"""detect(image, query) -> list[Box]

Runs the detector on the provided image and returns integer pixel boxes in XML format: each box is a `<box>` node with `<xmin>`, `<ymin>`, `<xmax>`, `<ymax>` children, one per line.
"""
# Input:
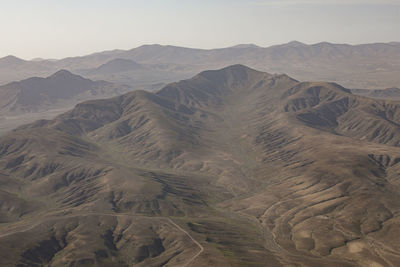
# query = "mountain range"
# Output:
<box><xmin>0</xmin><ymin>65</ymin><xmax>399</xmax><ymax>266</ymax></box>
<box><xmin>1</xmin><ymin>41</ymin><xmax>400</xmax><ymax>90</ymax></box>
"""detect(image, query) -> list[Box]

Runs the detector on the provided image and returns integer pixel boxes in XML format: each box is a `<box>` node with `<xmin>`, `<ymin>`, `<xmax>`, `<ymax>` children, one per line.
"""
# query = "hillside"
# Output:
<box><xmin>0</xmin><ymin>65</ymin><xmax>400</xmax><ymax>266</ymax></box>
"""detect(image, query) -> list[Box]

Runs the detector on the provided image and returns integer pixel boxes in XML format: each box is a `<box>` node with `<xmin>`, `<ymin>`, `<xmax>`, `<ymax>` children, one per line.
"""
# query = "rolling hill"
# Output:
<box><xmin>0</xmin><ymin>65</ymin><xmax>400</xmax><ymax>266</ymax></box>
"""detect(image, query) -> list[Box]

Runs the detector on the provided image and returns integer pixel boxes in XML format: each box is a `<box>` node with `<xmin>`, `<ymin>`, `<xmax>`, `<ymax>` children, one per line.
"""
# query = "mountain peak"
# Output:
<box><xmin>157</xmin><ymin>64</ymin><xmax>275</xmax><ymax>108</ymax></box>
<box><xmin>208</xmin><ymin>64</ymin><xmax>258</xmax><ymax>73</ymax></box>
<box><xmin>99</xmin><ymin>58</ymin><xmax>142</xmax><ymax>69</ymax></box>
<box><xmin>1</xmin><ymin>55</ymin><xmax>23</xmax><ymax>60</ymax></box>
<box><xmin>230</xmin><ymin>44</ymin><xmax>260</xmax><ymax>49</ymax></box>
<box><xmin>285</xmin><ymin>41</ymin><xmax>307</xmax><ymax>47</ymax></box>
<box><xmin>0</xmin><ymin>55</ymin><xmax>26</xmax><ymax>65</ymax></box>
<box><xmin>313</xmin><ymin>41</ymin><xmax>335</xmax><ymax>47</ymax></box>
<box><xmin>221</xmin><ymin>64</ymin><xmax>256</xmax><ymax>72</ymax></box>
<box><xmin>198</xmin><ymin>64</ymin><xmax>265</xmax><ymax>80</ymax></box>
<box><xmin>49</xmin><ymin>69</ymin><xmax>79</xmax><ymax>79</ymax></box>
<box><xmin>130</xmin><ymin>44</ymin><xmax>164</xmax><ymax>51</ymax></box>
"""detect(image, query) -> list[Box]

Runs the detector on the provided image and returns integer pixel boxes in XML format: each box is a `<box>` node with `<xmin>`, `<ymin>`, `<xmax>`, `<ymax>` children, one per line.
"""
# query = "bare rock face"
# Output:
<box><xmin>0</xmin><ymin>65</ymin><xmax>400</xmax><ymax>266</ymax></box>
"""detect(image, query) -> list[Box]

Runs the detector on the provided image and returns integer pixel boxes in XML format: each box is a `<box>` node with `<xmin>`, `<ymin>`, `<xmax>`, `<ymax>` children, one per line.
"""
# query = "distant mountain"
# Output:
<box><xmin>1</xmin><ymin>65</ymin><xmax>400</xmax><ymax>266</ymax></box>
<box><xmin>0</xmin><ymin>70</ymin><xmax>131</xmax><ymax>114</ymax></box>
<box><xmin>0</xmin><ymin>41</ymin><xmax>399</xmax><ymax>89</ymax></box>
<box><xmin>0</xmin><ymin>56</ymin><xmax>48</xmax><ymax>70</ymax></box>
<box><xmin>88</xmin><ymin>58</ymin><xmax>145</xmax><ymax>75</ymax></box>
<box><xmin>351</xmin><ymin>87</ymin><xmax>400</xmax><ymax>99</ymax></box>
<box><xmin>0</xmin><ymin>56</ymin><xmax>52</xmax><ymax>86</ymax></box>
<box><xmin>230</xmin><ymin>43</ymin><xmax>261</xmax><ymax>49</ymax></box>
<box><xmin>0</xmin><ymin>55</ymin><xmax>26</xmax><ymax>67</ymax></box>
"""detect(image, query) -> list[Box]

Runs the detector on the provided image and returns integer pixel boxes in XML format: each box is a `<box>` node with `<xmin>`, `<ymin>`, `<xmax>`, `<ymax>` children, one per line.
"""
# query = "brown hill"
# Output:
<box><xmin>0</xmin><ymin>65</ymin><xmax>400</xmax><ymax>266</ymax></box>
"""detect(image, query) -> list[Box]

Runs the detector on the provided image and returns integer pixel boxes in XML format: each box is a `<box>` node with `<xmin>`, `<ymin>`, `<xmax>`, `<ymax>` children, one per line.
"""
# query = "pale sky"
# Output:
<box><xmin>0</xmin><ymin>0</ymin><xmax>399</xmax><ymax>60</ymax></box>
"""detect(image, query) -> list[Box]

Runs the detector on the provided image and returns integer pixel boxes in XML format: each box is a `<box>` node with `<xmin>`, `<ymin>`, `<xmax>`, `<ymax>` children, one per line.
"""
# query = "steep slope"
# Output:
<box><xmin>1</xmin><ymin>65</ymin><xmax>400</xmax><ymax>266</ymax></box>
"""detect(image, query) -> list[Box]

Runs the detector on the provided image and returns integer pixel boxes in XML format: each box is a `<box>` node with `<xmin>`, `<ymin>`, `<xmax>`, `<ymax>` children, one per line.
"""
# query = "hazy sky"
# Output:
<box><xmin>1</xmin><ymin>0</ymin><xmax>399</xmax><ymax>59</ymax></box>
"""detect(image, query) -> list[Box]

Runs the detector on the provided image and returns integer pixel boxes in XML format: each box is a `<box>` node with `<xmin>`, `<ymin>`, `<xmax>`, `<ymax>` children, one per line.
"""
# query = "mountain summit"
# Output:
<box><xmin>0</xmin><ymin>55</ymin><xmax>26</xmax><ymax>66</ymax></box>
<box><xmin>48</xmin><ymin>69</ymin><xmax>79</xmax><ymax>79</ymax></box>
<box><xmin>90</xmin><ymin>58</ymin><xmax>144</xmax><ymax>75</ymax></box>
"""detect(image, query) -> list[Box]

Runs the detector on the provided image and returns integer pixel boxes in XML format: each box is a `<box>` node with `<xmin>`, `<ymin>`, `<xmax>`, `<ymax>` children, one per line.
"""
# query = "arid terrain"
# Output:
<box><xmin>0</xmin><ymin>65</ymin><xmax>399</xmax><ymax>266</ymax></box>
<box><xmin>2</xmin><ymin>41</ymin><xmax>400</xmax><ymax>136</ymax></box>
